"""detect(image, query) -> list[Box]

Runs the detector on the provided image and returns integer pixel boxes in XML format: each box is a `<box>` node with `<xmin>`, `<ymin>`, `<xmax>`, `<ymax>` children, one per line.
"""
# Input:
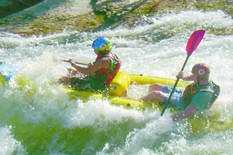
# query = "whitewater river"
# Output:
<box><xmin>0</xmin><ymin>10</ymin><xmax>233</xmax><ymax>154</ymax></box>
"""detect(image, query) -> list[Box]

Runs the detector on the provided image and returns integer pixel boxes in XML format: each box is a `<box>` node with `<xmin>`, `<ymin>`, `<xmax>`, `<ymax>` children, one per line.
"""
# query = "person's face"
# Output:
<box><xmin>192</xmin><ymin>74</ymin><xmax>199</xmax><ymax>84</ymax></box>
<box><xmin>94</xmin><ymin>49</ymin><xmax>100</xmax><ymax>55</ymax></box>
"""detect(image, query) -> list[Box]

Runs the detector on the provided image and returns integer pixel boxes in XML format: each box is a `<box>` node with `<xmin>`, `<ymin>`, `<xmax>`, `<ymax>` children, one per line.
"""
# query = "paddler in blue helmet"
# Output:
<box><xmin>141</xmin><ymin>63</ymin><xmax>220</xmax><ymax>121</ymax></box>
<box><xmin>0</xmin><ymin>62</ymin><xmax>14</xmax><ymax>86</ymax></box>
<box><xmin>59</xmin><ymin>37</ymin><xmax>121</xmax><ymax>91</ymax></box>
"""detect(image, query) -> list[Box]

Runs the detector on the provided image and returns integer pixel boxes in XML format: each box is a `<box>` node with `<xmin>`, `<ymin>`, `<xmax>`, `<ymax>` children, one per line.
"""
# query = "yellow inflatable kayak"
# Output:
<box><xmin>1</xmin><ymin>68</ymin><xmax>233</xmax><ymax>133</ymax></box>
<box><xmin>0</xmin><ymin>74</ymin><xmax>7</xmax><ymax>86</ymax></box>
<box><xmin>66</xmin><ymin>71</ymin><xmax>188</xmax><ymax>109</ymax></box>
<box><xmin>65</xmin><ymin>72</ymin><xmax>233</xmax><ymax>133</ymax></box>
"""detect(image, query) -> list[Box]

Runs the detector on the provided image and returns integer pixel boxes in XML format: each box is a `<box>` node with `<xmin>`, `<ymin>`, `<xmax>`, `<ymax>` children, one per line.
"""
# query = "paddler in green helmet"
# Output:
<box><xmin>59</xmin><ymin>36</ymin><xmax>121</xmax><ymax>92</ymax></box>
<box><xmin>141</xmin><ymin>63</ymin><xmax>220</xmax><ymax>121</ymax></box>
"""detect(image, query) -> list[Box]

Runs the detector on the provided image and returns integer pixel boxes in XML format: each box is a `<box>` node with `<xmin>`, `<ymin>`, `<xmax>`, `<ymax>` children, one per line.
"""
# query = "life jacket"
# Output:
<box><xmin>182</xmin><ymin>81</ymin><xmax>220</xmax><ymax>108</ymax></box>
<box><xmin>92</xmin><ymin>52</ymin><xmax>121</xmax><ymax>85</ymax></box>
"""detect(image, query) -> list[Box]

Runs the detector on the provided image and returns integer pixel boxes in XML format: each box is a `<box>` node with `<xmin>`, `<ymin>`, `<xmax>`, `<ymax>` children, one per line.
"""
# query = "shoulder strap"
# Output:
<box><xmin>211</xmin><ymin>81</ymin><xmax>220</xmax><ymax>103</ymax></box>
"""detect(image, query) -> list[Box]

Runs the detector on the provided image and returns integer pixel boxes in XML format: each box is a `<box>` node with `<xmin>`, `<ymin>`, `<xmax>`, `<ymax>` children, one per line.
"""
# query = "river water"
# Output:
<box><xmin>0</xmin><ymin>9</ymin><xmax>233</xmax><ymax>155</ymax></box>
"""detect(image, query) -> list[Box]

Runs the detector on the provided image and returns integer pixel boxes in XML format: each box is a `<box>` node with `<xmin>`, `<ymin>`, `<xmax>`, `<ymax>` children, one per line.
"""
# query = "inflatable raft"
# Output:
<box><xmin>66</xmin><ymin>71</ymin><xmax>189</xmax><ymax>110</ymax></box>
<box><xmin>65</xmin><ymin>72</ymin><xmax>233</xmax><ymax>133</ymax></box>
<box><xmin>1</xmin><ymin>64</ymin><xmax>233</xmax><ymax>133</ymax></box>
<box><xmin>62</xmin><ymin>72</ymin><xmax>233</xmax><ymax>133</ymax></box>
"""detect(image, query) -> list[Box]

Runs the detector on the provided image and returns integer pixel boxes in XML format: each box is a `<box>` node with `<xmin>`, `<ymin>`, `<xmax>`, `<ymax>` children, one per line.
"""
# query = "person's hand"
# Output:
<box><xmin>176</xmin><ymin>71</ymin><xmax>183</xmax><ymax>79</ymax></box>
<box><xmin>63</xmin><ymin>59</ymin><xmax>73</xmax><ymax>63</ymax></box>
<box><xmin>87</xmin><ymin>62</ymin><xmax>93</xmax><ymax>67</ymax></box>
<box><xmin>67</xmin><ymin>67</ymin><xmax>77</xmax><ymax>75</ymax></box>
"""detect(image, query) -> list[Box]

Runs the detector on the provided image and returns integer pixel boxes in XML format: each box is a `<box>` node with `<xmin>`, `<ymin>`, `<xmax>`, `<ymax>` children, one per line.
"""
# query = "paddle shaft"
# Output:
<box><xmin>160</xmin><ymin>55</ymin><xmax>190</xmax><ymax>116</ymax></box>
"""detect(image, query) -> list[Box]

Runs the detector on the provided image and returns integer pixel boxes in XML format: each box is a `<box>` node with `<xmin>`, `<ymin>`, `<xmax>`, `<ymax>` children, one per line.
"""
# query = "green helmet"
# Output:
<box><xmin>92</xmin><ymin>37</ymin><xmax>111</xmax><ymax>52</ymax></box>
<box><xmin>192</xmin><ymin>63</ymin><xmax>210</xmax><ymax>81</ymax></box>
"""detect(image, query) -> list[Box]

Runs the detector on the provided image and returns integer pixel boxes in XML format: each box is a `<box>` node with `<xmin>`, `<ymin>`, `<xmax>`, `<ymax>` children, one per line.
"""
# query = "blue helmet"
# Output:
<box><xmin>92</xmin><ymin>37</ymin><xmax>111</xmax><ymax>51</ymax></box>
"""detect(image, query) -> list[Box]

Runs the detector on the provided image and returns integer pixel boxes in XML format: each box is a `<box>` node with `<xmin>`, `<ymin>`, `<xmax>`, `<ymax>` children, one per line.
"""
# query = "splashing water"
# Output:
<box><xmin>0</xmin><ymin>10</ymin><xmax>233</xmax><ymax>154</ymax></box>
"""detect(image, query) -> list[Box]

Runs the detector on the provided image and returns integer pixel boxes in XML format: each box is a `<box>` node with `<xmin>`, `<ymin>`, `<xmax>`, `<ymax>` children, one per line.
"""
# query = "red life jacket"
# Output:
<box><xmin>93</xmin><ymin>53</ymin><xmax>121</xmax><ymax>85</ymax></box>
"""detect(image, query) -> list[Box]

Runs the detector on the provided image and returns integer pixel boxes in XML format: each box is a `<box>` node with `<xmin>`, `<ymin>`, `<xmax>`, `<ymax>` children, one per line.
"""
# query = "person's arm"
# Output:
<box><xmin>172</xmin><ymin>104</ymin><xmax>197</xmax><ymax>121</ymax></box>
<box><xmin>70</xmin><ymin>58</ymin><xmax>110</xmax><ymax>75</ymax></box>
<box><xmin>176</xmin><ymin>71</ymin><xmax>195</xmax><ymax>81</ymax></box>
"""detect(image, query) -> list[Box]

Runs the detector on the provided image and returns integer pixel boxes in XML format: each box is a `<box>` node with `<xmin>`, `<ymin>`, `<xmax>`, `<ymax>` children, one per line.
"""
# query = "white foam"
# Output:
<box><xmin>0</xmin><ymin>126</ymin><xmax>26</xmax><ymax>155</ymax></box>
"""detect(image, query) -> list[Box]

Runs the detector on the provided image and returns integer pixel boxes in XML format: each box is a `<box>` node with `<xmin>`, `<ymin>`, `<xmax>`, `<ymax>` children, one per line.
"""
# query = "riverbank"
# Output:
<box><xmin>0</xmin><ymin>0</ymin><xmax>232</xmax><ymax>36</ymax></box>
<box><xmin>0</xmin><ymin>0</ymin><xmax>43</xmax><ymax>18</ymax></box>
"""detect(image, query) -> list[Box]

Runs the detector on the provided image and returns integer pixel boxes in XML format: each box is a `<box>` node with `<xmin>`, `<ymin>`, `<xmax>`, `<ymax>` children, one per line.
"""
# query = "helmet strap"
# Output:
<box><xmin>197</xmin><ymin>76</ymin><xmax>200</xmax><ymax>85</ymax></box>
<box><xmin>99</xmin><ymin>50</ymin><xmax>110</xmax><ymax>56</ymax></box>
